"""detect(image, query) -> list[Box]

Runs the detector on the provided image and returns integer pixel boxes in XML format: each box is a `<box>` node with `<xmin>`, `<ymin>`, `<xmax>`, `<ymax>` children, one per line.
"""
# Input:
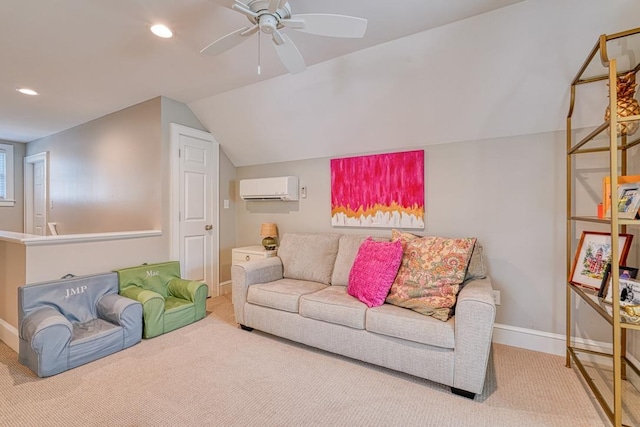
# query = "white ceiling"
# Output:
<box><xmin>0</xmin><ymin>0</ymin><xmax>523</xmax><ymax>144</ymax></box>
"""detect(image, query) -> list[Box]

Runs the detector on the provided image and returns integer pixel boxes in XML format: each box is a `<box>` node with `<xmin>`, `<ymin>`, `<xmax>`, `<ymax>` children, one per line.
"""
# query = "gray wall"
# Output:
<box><xmin>27</xmin><ymin>98</ymin><xmax>162</xmax><ymax>234</ymax></box>
<box><xmin>24</xmin><ymin>96</ymin><xmax>238</xmax><ymax>284</ymax></box>
<box><xmin>235</xmin><ymin>130</ymin><xmax>620</xmax><ymax>340</ymax></box>
<box><xmin>0</xmin><ymin>141</ymin><xmax>26</xmax><ymax>232</ymax></box>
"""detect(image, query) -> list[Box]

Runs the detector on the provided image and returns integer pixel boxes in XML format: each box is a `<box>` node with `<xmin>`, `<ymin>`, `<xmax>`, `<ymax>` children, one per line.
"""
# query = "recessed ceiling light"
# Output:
<box><xmin>151</xmin><ymin>24</ymin><xmax>173</xmax><ymax>38</ymax></box>
<box><xmin>17</xmin><ymin>88</ymin><xmax>38</xmax><ymax>96</ymax></box>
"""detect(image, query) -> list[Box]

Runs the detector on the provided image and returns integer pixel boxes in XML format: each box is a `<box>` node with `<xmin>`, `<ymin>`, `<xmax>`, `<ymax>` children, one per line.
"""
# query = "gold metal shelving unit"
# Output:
<box><xmin>566</xmin><ymin>27</ymin><xmax>640</xmax><ymax>427</ymax></box>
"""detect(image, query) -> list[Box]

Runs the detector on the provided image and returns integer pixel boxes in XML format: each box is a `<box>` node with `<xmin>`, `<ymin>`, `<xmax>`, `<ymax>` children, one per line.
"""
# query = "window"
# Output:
<box><xmin>0</xmin><ymin>142</ymin><xmax>15</xmax><ymax>207</ymax></box>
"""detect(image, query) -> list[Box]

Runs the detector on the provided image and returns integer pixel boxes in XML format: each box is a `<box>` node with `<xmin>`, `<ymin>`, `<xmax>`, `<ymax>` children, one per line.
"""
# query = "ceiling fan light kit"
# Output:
<box><xmin>201</xmin><ymin>0</ymin><xmax>367</xmax><ymax>75</ymax></box>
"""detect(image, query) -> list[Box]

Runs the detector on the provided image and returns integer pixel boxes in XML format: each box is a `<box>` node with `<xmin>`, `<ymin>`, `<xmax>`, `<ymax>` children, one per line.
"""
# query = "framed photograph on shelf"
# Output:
<box><xmin>598</xmin><ymin>263</ymin><xmax>639</xmax><ymax>298</ymax></box>
<box><xmin>613</xmin><ymin>182</ymin><xmax>640</xmax><ymax>219</ymax></box>
<box><xmin>604</xmin><ymin>277</ymin><xmax>640</xmax><ymax>306</ymax></box>
<box><xmin>569</xmin><ymin>231</ymin><xmax>633</xmax><ymax>290</ymax></box>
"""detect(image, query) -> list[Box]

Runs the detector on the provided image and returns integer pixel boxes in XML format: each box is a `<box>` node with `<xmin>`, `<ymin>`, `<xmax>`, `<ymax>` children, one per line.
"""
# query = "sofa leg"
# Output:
<box><xmin>451</xmin><ymin>387</ymin><xmax>476</xmax><ymax>399</ymax></box>
<box><xmin>239</xmin><ymin>324</ymin><xmax>254</xmax><ymax>332</ymax></box>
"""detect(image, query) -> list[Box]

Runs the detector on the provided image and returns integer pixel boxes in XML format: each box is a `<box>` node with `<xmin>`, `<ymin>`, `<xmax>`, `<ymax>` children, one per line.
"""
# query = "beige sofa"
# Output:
<box><xmin>231</xmin><ymin>233</ymin><xmax>496</xmax><ymax>398</ymax></box>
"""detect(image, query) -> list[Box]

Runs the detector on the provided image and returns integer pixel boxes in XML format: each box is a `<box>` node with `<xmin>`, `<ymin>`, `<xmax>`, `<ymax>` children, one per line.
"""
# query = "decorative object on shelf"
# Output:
<box><xmin>260</xmin><ymin>222</ymin><xmax>278</xmax><ymax>250</ymax></box>
<box><xmin>598</xmin><ymin>263</ymin><xmax>639</xmax><ymax>298</ymax></box>
<box><xmin>611</xmin><ymin>182</ymin><xmax>640</xmax><ymax>219</ymax></box>
<box><xmin>604</xmin><ymin>71</ymin><xmax>640</xmax><ymax>136</ymax></box>
<box><xmin>330</xmin><ymin>150</ymin><xmax>424</xmax><ymax>229</ymax></box>
<box><xmin>569</xmin><ymin>231</ymin><xmax>633</xmax><ymax>290</ymax></box>
<box><xmin>602</xmin><ymin>174</ymin><xmax>640</xmax><ymax>215</ymax></box>
<box><xmin>604</xmin><ymin>277</ymin><xmax>640</xmax><ymax>305</ymax></box>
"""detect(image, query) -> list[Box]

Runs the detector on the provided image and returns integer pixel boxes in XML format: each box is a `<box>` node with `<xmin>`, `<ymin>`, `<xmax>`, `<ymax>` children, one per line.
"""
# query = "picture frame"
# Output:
<box><xmin>604</xmin><ymin>277</ymin><xmax>640</xmax><ymax>306</ymax></box>
<box><xmin>613</xmin><ymin>182</ymin><xmax>640</xmax><ymax>219</ymax></box>
<box><xmin>569</xmin><ymin>231</ymin><xmax>633</xmax><ymax>290</ymax></box>
<box><xmin>598</xmin><ymin>263</ymin><xmax>639</xmax><ymax>298</ymax></box>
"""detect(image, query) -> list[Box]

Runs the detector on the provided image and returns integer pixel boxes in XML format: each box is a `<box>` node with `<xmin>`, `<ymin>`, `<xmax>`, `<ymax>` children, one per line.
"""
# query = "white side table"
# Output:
<box><xmin>232</xmin><ymin>245</ymin><xmax>277</xmax><ymax>265</ymax></box>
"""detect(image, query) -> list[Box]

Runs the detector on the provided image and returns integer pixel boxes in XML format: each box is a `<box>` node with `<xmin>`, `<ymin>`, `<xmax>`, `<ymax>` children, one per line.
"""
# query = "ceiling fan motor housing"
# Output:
<box><xmin>246</xmin><ymin>0</ymin><xmax>291</xmax><ymax>28</ymax></box>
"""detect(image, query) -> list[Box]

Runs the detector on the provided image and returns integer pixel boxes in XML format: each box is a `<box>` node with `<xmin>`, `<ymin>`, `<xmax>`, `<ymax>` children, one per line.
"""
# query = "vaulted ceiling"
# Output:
<box><xmin>2</xmin><ymin>0</ymin><xmax>638</xmax><ymax>167</ymax></box>
<box><xmin>1</xmin><ymin>0</ymin><xmax>521</xmax><ymax>144</ymax></box>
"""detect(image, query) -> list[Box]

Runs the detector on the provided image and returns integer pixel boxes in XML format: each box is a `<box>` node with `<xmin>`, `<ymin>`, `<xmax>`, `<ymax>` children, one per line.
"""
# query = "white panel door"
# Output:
<box><xmin>172</xmin><ymin>124</ymin><xmax>219</xmax><ymax>297</ymax></box>
<box><xmin>24</xmin><ymin>152</ymin><xmax>48</xmax><ymax>236</ymax></box>
<box><xmin>32</xmin><ymin>160</ymin><xmax>46</xmax><ymax>235</ymax></box>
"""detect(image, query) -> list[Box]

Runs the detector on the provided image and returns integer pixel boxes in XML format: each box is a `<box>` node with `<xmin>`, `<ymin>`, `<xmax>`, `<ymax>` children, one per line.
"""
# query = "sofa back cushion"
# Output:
<box><xmin>278</xmin><ymin>233</ymin><xmax>341</xmax><ymax>285</ymax></box>
<box><xmin>331</xmin><ymin>235</ymin><xmax>368</xmax><ymax>286</ymax></box>
<box><xmin>465</xmin><ymin>242</ymin><xmax>487</xmax><ymax>281</ymax></box>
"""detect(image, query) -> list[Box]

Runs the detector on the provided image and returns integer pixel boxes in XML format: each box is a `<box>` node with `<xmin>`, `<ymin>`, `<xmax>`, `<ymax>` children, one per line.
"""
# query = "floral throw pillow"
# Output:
<box><xmin>347</xmin><ymin>238</ymin><xmax>403</xmax><ymax>307</ymax></box>
<box><xmin>385</xmin><ymin>230</ymin><xmax>476</xmax><ymax>321</ymax></box>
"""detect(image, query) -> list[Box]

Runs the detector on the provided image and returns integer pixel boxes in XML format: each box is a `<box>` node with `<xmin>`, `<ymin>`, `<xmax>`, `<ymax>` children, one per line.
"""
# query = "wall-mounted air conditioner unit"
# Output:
<box><xmin>239</xmin><ymin>176</ymin><xmax>299</xmax><ymax>201</ymax></box>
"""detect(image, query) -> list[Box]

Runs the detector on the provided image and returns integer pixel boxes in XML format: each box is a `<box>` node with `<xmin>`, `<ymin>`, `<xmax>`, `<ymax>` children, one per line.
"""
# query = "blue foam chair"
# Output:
<box><xmin>18</xmin><ymin>272</ymin><xmax>143</xmax><ymax>377</ymax></box>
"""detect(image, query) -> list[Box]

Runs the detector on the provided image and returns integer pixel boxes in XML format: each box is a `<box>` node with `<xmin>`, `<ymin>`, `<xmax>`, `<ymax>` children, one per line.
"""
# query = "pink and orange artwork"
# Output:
<box><xmin>331</xmin><ymin>150</ymin><xmax>424</xmax><ymax>229</ymax></box>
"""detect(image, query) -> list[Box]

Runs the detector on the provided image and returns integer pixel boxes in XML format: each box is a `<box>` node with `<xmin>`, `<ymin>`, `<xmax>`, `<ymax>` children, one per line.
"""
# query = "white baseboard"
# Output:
<box><xmin>219</xmin><ymin>280</ymin><xmax>232</xmax><ymax>296</ymax></box>
<box><xmin>492</xmin><ymin>322</ymin><xmax>612</xmax><ymax>356</ymax></box>
<box><xmin>0</xmin><ymin>318</ymin><xmax>19</xmax><ymax>353</ymax></box>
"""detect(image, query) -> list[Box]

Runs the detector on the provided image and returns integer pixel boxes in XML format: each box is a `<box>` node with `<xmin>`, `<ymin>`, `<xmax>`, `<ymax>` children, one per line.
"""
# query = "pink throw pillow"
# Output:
<box><xmin>347</xmin><ymin>238</ymin><xmax>403</xmax><ymax>307</ymax></box>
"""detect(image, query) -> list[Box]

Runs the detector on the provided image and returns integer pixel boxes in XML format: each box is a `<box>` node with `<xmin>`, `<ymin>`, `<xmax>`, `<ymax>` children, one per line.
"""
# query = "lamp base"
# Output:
<box><xmin>262</xmin><ymin>237</ymin><xmax>277</xmax><ymax>251</ymax></box>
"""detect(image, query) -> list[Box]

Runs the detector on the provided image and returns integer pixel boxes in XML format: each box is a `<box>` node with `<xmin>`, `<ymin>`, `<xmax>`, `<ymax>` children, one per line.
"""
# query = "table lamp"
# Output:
<box><xmin>260</xmin><ymin>223</ymin><xmax>278</xmax><ymax>250</ymax></box>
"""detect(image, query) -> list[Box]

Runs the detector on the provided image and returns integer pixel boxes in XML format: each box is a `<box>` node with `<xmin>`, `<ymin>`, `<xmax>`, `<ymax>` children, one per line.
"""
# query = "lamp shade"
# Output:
<box><xmin>260</xmin><ymin>223</ymin><xmax>277</xmax><ymax>238</ymax></box>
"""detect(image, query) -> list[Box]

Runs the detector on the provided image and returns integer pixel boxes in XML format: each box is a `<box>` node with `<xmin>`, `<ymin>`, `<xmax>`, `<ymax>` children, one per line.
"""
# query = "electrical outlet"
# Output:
<box><xmin>492</xmin><ymin>290</ymin><xmax>501</xmax><ymax>306</ymax></box>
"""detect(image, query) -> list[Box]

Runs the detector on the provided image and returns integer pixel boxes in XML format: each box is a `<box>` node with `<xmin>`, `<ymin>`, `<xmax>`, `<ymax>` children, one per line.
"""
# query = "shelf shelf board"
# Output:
<box><xmin>570</xmin><ymin>216</ymin><xmax>640</xmax><ymax>225</ymax></box>
<box><xmin>569</xmin><ymin>284</ymin><xmax>640</xmax><ymax>331</ymax></box>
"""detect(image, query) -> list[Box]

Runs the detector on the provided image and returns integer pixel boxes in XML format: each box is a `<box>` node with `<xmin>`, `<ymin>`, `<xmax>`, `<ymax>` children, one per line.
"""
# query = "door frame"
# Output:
<box><xmin>169</xmin><ymin>123</ymin><xmax>220</xmax><ymax>297</ymax></box>
<box><xmin>24</xmin><ymin>151</ymin><xmax>49</xmax><ymax>235</ymax></box>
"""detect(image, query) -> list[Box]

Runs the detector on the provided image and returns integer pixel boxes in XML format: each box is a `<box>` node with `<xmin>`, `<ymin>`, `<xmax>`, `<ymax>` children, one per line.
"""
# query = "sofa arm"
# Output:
<box><xmin>96</xmin><ymin>293</ymin><xmax>143</xmax><ymax>348</ymax></box>
<box><xmin>453</xmin><ymin>277</ymin><xmax>496</xmax><ymax>395</ymax></box>
<box><xmin>121</xmin><ymin>285</ymin><xmax>165</xmax><ymax>339</ymax></box>
<box><xmin>232</xmin><ymin>257</ymin><xmax>284</xmax><ymax>325</ymax></box>
<box><xmin>20</xmin><ymin>307</ymin><xmax>73</xmax><ymax>377</ymax></box>
<box><xmin>168</xmin><ymin>278</ymin><xmax>208</xmax><ymax>320</ymax></box>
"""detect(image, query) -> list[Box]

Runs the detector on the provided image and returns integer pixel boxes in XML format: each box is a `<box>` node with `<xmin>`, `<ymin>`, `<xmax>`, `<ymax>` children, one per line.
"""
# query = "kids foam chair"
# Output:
<box><xmin>115</xmin><ymin>261</ymin><xmax>208</xmax><ymax>338</ymax></box>
<box><xmin>18</xmin><ymin>272</ymin><xmax>143</xmax><ymax>377</ymax></box>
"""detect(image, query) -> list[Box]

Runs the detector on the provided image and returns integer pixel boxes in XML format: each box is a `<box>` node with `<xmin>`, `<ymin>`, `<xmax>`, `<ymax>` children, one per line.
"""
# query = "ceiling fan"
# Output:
<box><xmin>201</xmin><ymin>0</ymin><xmax>368</xmax><ymax>74</ymax></box>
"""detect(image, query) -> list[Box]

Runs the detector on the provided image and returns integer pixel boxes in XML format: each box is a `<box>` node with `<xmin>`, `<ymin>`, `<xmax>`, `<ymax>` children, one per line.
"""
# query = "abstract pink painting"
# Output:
<box><xmin>331</xmin><ymin>150</ymin><xmax>424</xmax><ymax>229</ymax></box>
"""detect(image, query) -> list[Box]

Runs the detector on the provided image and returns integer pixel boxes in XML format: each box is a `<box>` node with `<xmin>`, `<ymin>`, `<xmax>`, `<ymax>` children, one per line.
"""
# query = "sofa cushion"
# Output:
<box><xmin>331</xmin><ymin>235</ymin><xmax>369</xmax><ymax>286</ymax></box>
<box><xmin>247</xmin><ymin>279</ymin><xmax>327</xmax><ymax>313</ymax></box>
<box><xmin>386</xmin><ymin>230</ymin><xmax>476</xmax><ymax>321</ymax></box>
<box><xmin>278</xmin><ymin>233</ymin><xmax>341</xmax><ymax>285</ymax></box>
<box><xmin>465</xmin><ymin>242</ymin><xmax>487</xmax><ymax>281</ymax></box>
<box><xmin>299</xmin><ymin>286</ymin><xmax>367</xmax><ymax>329</ymax></box>
<box><xmin>366</xmin><ymin>303</ymin><xmax>455</xmax><ymax>349</ymax></box>
<box><xmin>347</xmin><ymin>238</ymin><xmax>403</xmax><ymax>307</ymax></box>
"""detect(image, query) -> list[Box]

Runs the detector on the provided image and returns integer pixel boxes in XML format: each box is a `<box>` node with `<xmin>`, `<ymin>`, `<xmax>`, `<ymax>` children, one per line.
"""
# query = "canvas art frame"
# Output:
<box><xmin>569</xmin><ymin>231</ymin><xmax>633</xmax><ymax>290</ymax></box>
<box><xmin>330</xmin><ymin>150</ymin><xmax>424</xmax><ymax>229</ymax></box>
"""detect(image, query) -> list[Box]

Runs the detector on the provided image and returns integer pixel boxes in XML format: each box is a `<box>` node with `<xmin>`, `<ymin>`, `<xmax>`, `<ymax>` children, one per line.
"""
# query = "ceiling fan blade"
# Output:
<box><xmin>288</xmin><ymin>14</ymin><xmax>368</xmax><ymax>38</ymax></box>
<box><xmin>200</xmin><ymin>26</ymin><xmax>258</xmax><ymax>56</ymax></box>
<box><xmin>267</xmin><ymin>0</ymin><xmax>287</xmax><ymax>13</ymax></box>
<box><xmin>280</xmin><ymin>18</ymin><xmax>305</xmax><ymax>30</ymax></box>
<box><xmin>272</xmin><ymin>32</ymin><xmax>306</xmax><ymax>74</ymax></box>
<box><xmin>232</xmin><ymin>1</ymin><xmax>258</xmax><ymax>19</ymax></box>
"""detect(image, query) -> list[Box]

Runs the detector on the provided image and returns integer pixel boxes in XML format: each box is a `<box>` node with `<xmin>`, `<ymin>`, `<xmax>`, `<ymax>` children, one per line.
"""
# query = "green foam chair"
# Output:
<box><xmin>115</xmin><ymin>261</ymin><xmax>208</xmax><ymax>338</ymax></box>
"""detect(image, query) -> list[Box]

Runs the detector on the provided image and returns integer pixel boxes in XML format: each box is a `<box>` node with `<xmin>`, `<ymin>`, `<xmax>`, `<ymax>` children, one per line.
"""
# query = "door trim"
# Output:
<box><xmin>24</xmin><ymin>151</ymin><xmax>49</xmax><ymax>235</ymax></box>
<box><xmin>169</xmin><ymin>123</ymin><xmax>220</xmax><ymax>296</ymax></box>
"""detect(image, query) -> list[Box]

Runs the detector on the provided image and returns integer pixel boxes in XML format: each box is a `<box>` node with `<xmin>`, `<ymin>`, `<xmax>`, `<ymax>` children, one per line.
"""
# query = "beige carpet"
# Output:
<box><xmin>0</xmin><ymin>295</ymin><xmax>609</xmax><ymax>426</ymax></box>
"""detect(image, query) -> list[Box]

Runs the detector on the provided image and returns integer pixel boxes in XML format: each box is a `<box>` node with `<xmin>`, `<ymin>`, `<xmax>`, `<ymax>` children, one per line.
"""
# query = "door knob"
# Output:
<box><xmin>205</xmin><ymin>224</ymin><xmax>213</xmax><ymax>231</ymax></box>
